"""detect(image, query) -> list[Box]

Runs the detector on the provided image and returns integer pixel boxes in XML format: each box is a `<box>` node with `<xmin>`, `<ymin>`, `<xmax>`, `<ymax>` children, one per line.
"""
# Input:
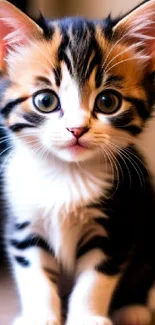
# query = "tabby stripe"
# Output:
<box><xmin>35</xmin><ymin>76</ymin><xmax>52</xmax><ymax>87</ymax></box>
<box><xmin>110</xmin><ymin>110</ymin><xmax>142</xmax><ymax>135</ymax></box>
<box><xmin>62</xmin><ymin>53</ymin><xmax>72</xmax><ymax>75</ymax></box>
<box><xmin>58</xmin><ymin>27</ymin><xmax>72</xmax><ymax>75</ymax></box>
<box><xmin>53</xmin><ymin>67</ymin><xmax>62</xmax><ymax>87</ymax></box>
<box><xmin>123</xmin><ymin>125</ymin><xmax>142</xmax><ymax>135</ymax></box>
<box><xmin>96</xmin><ymin>258</ymin><xmax>121</xmax><ymax>276</ymax></box>
<box><xmin>44</xmin><ymin>267</ymin><xmax>59</xmax><ymax>284</ymax></box>
<box><xmin>95</xmin><ymin>66</ymin><xmax>104</xmax><ymax>88</ymax></box>
<box><xmin>23</xmin><ymin>112</ymin><xmax>45</xmax><ymax>125</ymax></box>
<box><xmin>57</xmin><ymin>29</ymin><xmax>69</xmax><ymax>82</ymax></box>
<box><xmin>15</xmin><ymin>221</ymin><xmax>30</xmax><ymax>230</ymax></box>
<box><xmin>81</xmin><ymin>40</ymin><xmax>102</xmax><ymax>83</ymax></box>
<box><xmin>9</xmin><ymin>123</ymin><xmax>35</xmax><ymax>132</ymax></box>
<box><xmin>76</xmin><ymin>235</ymin><xmax>110</xmax><ymax>259</ymax></box>
<box><xmin>124</xmin><ymin>96</ymin><xmax>149</xmax><ymax>120</ymax></box>
<box><xmin>85</xmin><ymin>52</ymin><xmax>102</xmax><ymax>80</ymax></box>
<box><xmin>10</xmin><ymin>235</ymin><xmax>53</xmax><ymax>254</ymax></box>
<box><xmin>14</xmin><ymin>256</ymin><xmax>30</xmax><ymax>267</ymax></box>
<box><xmin>110</xmin><ymin>109</ymin><xmax>134</xmax><ymax>128</ymax></box>
<box><xmin>1</xmin><ymin>97</ymin><xmax>28</xmax><ymax>117</ymax></box>
<box><xmin>104</xmin><ymin>75</ymin><xmax>124</xmax><ymax>89</ymax></box>
<box><xmin>95</xmin><ymin>217</ymin><xmax>111</xmax><ymax>232</ymax></box>
<box><xmin>44</xmin><ymin>267</ymin><xmax>59</xmax><ymax>277</ymax></box>
<box><xmin>77</xmin><ymin>229</ymin><xmax>95</xmax><ymax>250</ymax></box>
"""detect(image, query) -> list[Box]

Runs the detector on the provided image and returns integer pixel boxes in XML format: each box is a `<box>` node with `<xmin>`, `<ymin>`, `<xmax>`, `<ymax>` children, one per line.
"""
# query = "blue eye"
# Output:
<box><xmin>95</xmin><ymin>90</ymin><xmax>122</xmax><ymax>114</ymax></box>
<box><xmin>33</xmin><ymin>90</ymin><xmax>60</xmax><ymax>113</ymax></box>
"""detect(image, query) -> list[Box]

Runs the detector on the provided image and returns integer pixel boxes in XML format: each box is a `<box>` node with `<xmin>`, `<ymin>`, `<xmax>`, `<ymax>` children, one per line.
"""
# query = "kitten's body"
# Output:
<box><xmin>0</xmin><ymin>1</ymin><xmax>155</xmax><ymax>325</ymax></box>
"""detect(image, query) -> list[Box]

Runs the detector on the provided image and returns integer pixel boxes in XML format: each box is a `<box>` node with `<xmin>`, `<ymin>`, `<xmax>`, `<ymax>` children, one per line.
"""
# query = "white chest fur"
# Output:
<box><xmin>5</xmin><ymin>144</ymin><xmax>111</xmax><ymax>270</ymax></box>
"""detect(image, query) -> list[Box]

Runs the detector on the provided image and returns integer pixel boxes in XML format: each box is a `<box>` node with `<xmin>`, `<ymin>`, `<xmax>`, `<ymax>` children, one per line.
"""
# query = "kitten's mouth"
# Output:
<box><xmin>67</xmin><ymin>139</ymin><xmax>90</xmax><ymax>149</ymax></box>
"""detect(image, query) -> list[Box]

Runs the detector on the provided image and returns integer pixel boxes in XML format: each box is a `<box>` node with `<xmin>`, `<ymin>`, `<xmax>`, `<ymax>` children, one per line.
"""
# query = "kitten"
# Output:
<box><xmin>0</xmin><ymin>1</ymin><xmax>155</xmax><ymax>325</ymax></box>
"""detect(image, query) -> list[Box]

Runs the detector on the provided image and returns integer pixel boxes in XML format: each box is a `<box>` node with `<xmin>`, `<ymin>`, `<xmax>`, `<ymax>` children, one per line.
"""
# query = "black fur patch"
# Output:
<box><xmin>23</xmin><ymin>112</ymin><xmax>45</xmax><ymax>125</ymax></box>
<box><xmin>33</xmin><ymin>13</ymin><xmax>54</xmax><ymax>39</ymax></box>
<box><xmin>10</xmin><ymin>235</ymin><xmax>53</xmax><ymax>254</ymax></box>
<box><xmin>77</xmin><ymin>235</ymin><xmax>110</xmax><ymax>259</ymax></box>
<box><xmin>14</xmin><ymin>256</ymin><xmax>30</xmax><ymax>267</ymax></box>
<box><xmin>15</xmin><ymin>221</ymin><xmax>30</xmax><ymax>230</ymax></box>
<box><xmin>9</xmin><ymin>123</ymin><xmax>35</xmax><ymax>132</ymax></box>
<box><xmin>1</xmin><ymin>97</ymin><xmax>28</xmax><ymax>118</ymax></box>
<box><xmin>124</xmin><ymin>96</ymin><xmax>149</xmax><ymax>120</ymax></box>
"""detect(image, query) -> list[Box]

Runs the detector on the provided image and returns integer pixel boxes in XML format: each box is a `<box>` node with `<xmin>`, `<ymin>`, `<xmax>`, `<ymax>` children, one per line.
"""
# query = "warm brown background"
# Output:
<box><xmin>35</xmin><ymin>0</ymin><xmax>141</xmax><ymax>18</ymax></box>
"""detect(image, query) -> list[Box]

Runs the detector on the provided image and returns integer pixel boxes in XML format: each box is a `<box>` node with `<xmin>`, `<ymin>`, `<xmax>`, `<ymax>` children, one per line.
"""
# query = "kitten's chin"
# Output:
<box><xmin>51</xmin><ymin>145</ymin><xmax>97</xmax><ymax>162</ymax></box>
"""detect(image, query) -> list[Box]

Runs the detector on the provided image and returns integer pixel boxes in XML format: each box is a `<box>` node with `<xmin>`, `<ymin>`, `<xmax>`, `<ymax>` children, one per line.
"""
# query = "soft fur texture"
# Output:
<box><xmin>0</xmin><ymin>1</ymin><xmax>155</xmax><ymax>325</ymax></box>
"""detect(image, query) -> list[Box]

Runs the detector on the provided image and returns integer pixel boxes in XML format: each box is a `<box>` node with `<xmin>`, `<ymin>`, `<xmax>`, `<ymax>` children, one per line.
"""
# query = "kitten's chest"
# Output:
<box><xmin>5</xmin><ymin>148</ymin><xmax>110</xmax><ymax>270</ymax></box>
<box><xmin>5</xmin><ymin>148</ymin><xmax>110</xmax><ymax>218</ymax></box>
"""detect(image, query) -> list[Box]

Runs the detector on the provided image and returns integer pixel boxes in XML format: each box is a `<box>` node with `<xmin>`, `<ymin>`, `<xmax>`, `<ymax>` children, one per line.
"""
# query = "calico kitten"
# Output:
<box><xmin>0</xmin><ymin>1</ymin><xmax>155</xmax><ymax>325</ymax></box>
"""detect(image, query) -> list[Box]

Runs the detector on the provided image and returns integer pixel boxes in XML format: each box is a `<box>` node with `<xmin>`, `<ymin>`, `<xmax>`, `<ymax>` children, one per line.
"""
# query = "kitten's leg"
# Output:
<box><xmin>66</xmin><ymin>249</ymin><xmax>121</xmax><ymax>325</ymax></box>
<box><xmin>7</xmin><ymin>223</ymin><xmax>61</xmax><ymax>325</ymax></box>
<box><xmin>112</xmin><ymin>305</ymin><xmax>151</xmax><ymax>325</ymax></box>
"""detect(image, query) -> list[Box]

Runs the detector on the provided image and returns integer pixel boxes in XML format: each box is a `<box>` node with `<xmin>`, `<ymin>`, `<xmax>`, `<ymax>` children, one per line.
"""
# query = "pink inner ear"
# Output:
<box><xmin>0</xmin><ymin>23</ymin><xmax>13</xmax><ymax>67</ymax></box>
<box><xmin>114</xmin><ymin>0</ymin><xmax>155</xmax><ymax>59</ymax></box>
<box><xmin>0</xmin><ymin>1</ymin><xmax>42</xmax><ymax>69</ymax></box>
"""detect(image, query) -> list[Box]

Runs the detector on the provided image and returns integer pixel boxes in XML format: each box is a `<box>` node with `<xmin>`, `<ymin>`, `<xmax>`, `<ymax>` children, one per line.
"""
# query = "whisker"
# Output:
<box><xmin>108</xmin><ymin>141</ymin><xmax>132</xmax><ymax>187</ymax></box>
<box><xmin>113</xmin><ymin>135</ymin><xmax>149</xmax><ymax>169</ymax></box>
<box><xmin>0</xmin><ymin>149</ymin><xmax>14</xmax><ymax>176</ymax></box>
<box><xmin>28</xmin><ymin>59</ymin><xmax>52</xmax><ymax>75</ymax></box>
<box><xmin>121</xmin><ymin>150</ymin><xmax>145</xmax><ymax>188</ymax></box>
<box><xmin>0</xmin><ymin>126</ymin><xmax>8</xmax><ymax>130</ymax></box>
<box><xmin>123</xmin><ymin>147</ymin><xmax>148</xmax><ymax>174</ymax></box>
<box><xmin>0</xmin><ymin>146</ymin><xmax>13</xmax><ymax>157</ymax></box>
<box><xmin>104</xmin><ymin>43</ymin><xmax>143</xmax><ymax>71</ymax></box>
<box><xmin>106</xmin><ymin>143</ymin><xmax>124</xmax><ymax>181</ymax></box>
<box><xmin>0</xmin><ymin>138</ymin><xmax>11</xmax><ymax>144</ymax></box>
<box><xmin>103</xmin><ymin>145</ymin><xmax>118</xmax><ymax>190</ymax></box>
<box><xmin>105</xmin><ymin>56</ymin><xmax>146</xmax><ymax>74</ymax></box>
<box><xmin>100</xmin><ymin>144</ymin><xmax>120</xmax><ymax>198</ymax></box>
<box><xmin>109</xmin><ymin>141</ymin><xmax>145</xmax><ymax>188</ymax></box>
<box><xmin>101</xmin><ymin>31</ymin><xmax>128</xmax><ymax>70</ymax></box>
<box><xmin>99</xmin><ymin>144</ymin><xmax>115</xmax><ymax>182</ymax></box>
<box><xmin>33</xmin><ymin>41</ymin><xmax>55</xmax><ymax>69</ymax></box>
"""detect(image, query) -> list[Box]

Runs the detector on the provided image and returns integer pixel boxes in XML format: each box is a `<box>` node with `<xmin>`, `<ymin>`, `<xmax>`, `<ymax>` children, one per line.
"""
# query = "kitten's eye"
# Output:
<box><xmin>95</xmin><ymin>90</ymin><xmax>122</xmax><ymax>114</ymax></box>
<box><xmin>33</xmin><ymin>90</ymin><xmax>60</xmax><ymax>113</ymax></box>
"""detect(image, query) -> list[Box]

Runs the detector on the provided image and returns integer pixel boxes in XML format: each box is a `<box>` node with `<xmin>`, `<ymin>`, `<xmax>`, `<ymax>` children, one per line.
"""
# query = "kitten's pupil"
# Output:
<box><xmin>42</xmin><ymin>95</ymin><xmax>53</xmax><ymax>108</ymax></box>
<box><xmin>101</xmin><ymin>96</ymin><xmax>113</xmax><ymax>109</ymax></box>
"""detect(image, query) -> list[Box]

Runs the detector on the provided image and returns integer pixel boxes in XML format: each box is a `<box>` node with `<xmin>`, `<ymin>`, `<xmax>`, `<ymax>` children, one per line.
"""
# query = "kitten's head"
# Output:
<box><xmin>0</xmin><ymin>0</ymin><xmax>154</xmax><ymax>163</ymax></box>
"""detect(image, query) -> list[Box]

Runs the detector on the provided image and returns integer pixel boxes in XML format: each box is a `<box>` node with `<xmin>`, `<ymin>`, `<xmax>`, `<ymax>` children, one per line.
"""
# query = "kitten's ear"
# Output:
<box><xmin>0</xmin><ymin>0</ymin><xmax>42</xmax><ymax>69</ymax></box>
<box><xmin>113</xmin><ymin>0</ymin><xmax>155</xmax><ymax>61</ymax></box>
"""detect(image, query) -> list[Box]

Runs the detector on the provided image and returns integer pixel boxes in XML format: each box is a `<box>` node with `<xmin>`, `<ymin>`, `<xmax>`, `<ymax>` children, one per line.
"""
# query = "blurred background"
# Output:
<box><xmin>10</xmin><ymin>0</ymin><xmax>141</xmax><ymax>18</ymax></box>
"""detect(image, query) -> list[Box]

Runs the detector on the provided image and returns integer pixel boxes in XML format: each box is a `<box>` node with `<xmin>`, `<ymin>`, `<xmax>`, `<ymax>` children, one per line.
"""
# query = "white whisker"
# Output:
<box><xmin>101</xmin><ymin>31</ymin><xmax>128</xmax><ymax>70</ymax></box>
<box><xmin>105</xmin><ymin>56</ymin><xmax>147</xmax><ymax>74</ymax></box>
<box><xmin>104</xmin><ymin>42</ymin><xmax>143</xmax><ymax>71</ymax></box>
<box><xmin>108</xmin><ymin>141</ymin><xmax>132</xmax><ymax>187</ymax></box>
<box><xmin>0</xmin><ymin>149</ymin><xmax>14</xmax><ymax>176</ymax></box>
<box><xmin>33</xmin><ymin>41</ymin><xmax>55</xmax><ymax>69</ymax></box>
<box><xmin>109</xmin><ymin>141</ymin><xmax>145</xmax><ymax>188</ymax></box>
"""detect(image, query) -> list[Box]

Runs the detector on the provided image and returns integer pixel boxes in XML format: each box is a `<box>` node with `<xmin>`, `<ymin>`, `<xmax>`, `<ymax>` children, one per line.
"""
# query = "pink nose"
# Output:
<box><xmin>67</xmin><ymin>127</ymin><xmax>89</xmax><ymax>138</ymax></box>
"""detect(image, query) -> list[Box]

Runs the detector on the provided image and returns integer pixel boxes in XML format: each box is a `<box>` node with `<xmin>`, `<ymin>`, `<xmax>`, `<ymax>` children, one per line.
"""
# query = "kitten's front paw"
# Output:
<box><xmin>66</xmin><ymin>315</ymin><xmax>112</xmax><ymax>325</ymax></box>
<box><xmin>13</xmin><ymin>316</ymin><xmax>61</xmax><ymax>325</ymax></box>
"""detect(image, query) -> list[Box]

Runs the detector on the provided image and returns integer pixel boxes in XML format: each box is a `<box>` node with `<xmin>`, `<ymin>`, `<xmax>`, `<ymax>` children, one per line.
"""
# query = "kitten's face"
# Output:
<box><xmin>0</xmin><ymin>2</ymin><xmax>154</xmax><ymax>163</ymax></box>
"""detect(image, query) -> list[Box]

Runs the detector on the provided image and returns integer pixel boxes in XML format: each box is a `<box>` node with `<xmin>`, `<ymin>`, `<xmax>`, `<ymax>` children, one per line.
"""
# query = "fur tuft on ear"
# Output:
<box><xmin>113</xmin><ymin>0</ymin><xmax>155</xmax><ymax>63</ymax></box>
<box><xmin>0</xmin><ymin>0</ymin><xmax>42</xmax><ymax>69</ymax></box>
